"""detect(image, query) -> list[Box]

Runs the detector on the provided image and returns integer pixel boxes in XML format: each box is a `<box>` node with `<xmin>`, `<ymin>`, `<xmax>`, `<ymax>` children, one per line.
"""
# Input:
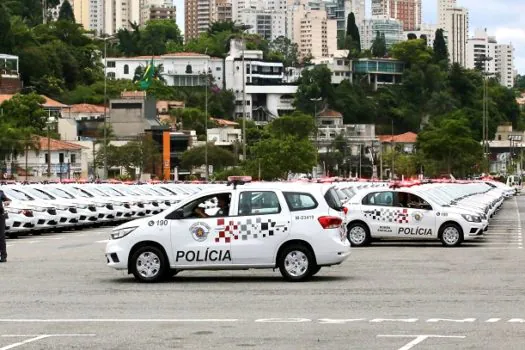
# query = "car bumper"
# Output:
<box><xmin>105</xmin><ymin>239</ymin><xmax>131</xmax><ymax>270</ymax></box>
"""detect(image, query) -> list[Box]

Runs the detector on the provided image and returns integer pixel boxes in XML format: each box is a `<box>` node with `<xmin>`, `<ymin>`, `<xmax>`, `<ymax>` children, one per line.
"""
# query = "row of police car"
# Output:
<box><xmin>1</xmin><ymin>182</ymin><xmax>208</xmax><ymax>238</ymax></box>
<box><xmin>101</xmin><ymin>176</ymin><xmax>517</xmax><ymax>283</ymax></box>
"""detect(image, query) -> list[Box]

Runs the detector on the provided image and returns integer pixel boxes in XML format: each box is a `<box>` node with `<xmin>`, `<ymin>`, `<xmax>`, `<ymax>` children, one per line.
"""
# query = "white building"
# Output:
<box><xmin>310</xmin><ymin>51</ymin><xmax>352</xmax><ymax>84</ymax></box>
<box><xmin>104</xmin><ymin>0</ymin><xmax>141</xmax><ymax>35</ymax></box>
<box><xmin>444</xmin><ymin>6</ymin><xmax>468</xmax><ymax>67</ymax></box>
<box><xmin>238</xmin><ymin>8</ymin><xmax>286</xmax><ymax>41</ymax></box>
<box><xmin>13</xmin><ymin>137</ymin><xmax>85</xmax><ymax>180</ymax></box>
<box><xmin>437</xmin><ymin>0</ymin><xmax>456</xmax><ymax>30</ymax></box>
<box><xmin>207</xmin><ymin>118</ymin><xmax>242</xmax><ymax>146</ymax></box>
<box><xmin>466</xmin><ymin>28</ymin><xmax>497</xmax><ymax>75</ymax></box>
<box><xmin>496</xmin><ymin>44</ymin><xmax>515</xmax><ymax>88</ymax></box>
<box><xmin>293</xmin><ymin>5</ymin><xmax>338</xmax><ymax>60</ymax></box>
<box><xmin>360</xmin><ymin>16</ymin><xmax>404</xmax><ymax>51</ymax></box>
<box><xmin>104</xmin><ymin>53</ymin><xmax>225</xmax><ymax>88</ymax></box>
<box><xmin>403</xmin><ymin>23</ymin><xmax>438</xmax><ymax>47</ymax></box>
<box><xmin>224</xmin><ymin>39</ymin><xmax>297</xmax><ymax>123</ymax></box>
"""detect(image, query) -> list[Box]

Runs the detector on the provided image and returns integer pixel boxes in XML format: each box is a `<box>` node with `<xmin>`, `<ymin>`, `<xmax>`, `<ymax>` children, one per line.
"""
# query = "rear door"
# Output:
<box><xmin>361</xmin><ymin>191</ymin><xmax>399</xmax><ymax>237</ymax></box>
<box><xmin>230</xmin><ymin>189</ymin><xmax>290</xmax><ymax>266</ymax></box>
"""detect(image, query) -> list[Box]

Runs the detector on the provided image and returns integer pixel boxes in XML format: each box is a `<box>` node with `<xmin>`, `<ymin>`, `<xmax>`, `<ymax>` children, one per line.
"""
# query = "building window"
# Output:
<box><xmin>123</xmin><ymin>64</ymin><xmax>129</xmax><ymax>74</ymax></box>
<box><xmin>106</xmin><ymin>61</ymin><xmax>116</xmax><ymax>68</ymax></box>
<box><xmin>185</xmin><ymin>64</ymin><xmax>192</xmax><ymax>73</ymax></box>
<box><xmin>498</xmin><ymin>135</ymin><xmax>501</xmax><ymax>141</ymax></box>
<box><xmin>71</xmin><ymin>154</ymin><xmax>76</xmax><ymax>164</ymax></box>
<box><xmin>44</xmin><ymin>153</ymin><xmax>49</xmax><ymax>164</ymax></box>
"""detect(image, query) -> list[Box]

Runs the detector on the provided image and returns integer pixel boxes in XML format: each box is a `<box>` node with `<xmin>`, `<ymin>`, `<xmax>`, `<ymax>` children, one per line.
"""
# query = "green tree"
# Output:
<box><xmin>268</xmin><ymin>111</ymin><xmax>316</xmax><ymax>139</ymax></box>
<box><xmin>344</xmin><ymin>12</ymin><xmax>361</xmax><ymax>58</ymax></box>
<box><xmin>433</xmin><ymin>29</ymin><xmax>448</xmax><ymax>65</ymax></box>
<box><xmin>390</xmin><ymin>39</ymin><xmax>432</xmax><ymax>67</ymax></box>
<box><xmin>139</xmin><ymin>19</ymin><xmax>183</xmax><ymax>55</ymax></box>
<box><xmin>269</xmin><ymin>36</ymin><xmax>299</xmax><ymax>67</ymax></box>
<box><xmin>293</xmin><ymin>65</ymin><xmax>334</xmax><ymax>115</ymax></box>
<box><xmin>417</xmin><ymin>112</ymin><xmax>482</xmax><ymax>176</ymax></box>
<box><xmin>181</xmin><ymin>144</ymin><xmax>236</xmax><ymax>172</ymax></box>
<box><xmin>515</xmin><ymin>75</ymin><xmax>525</xmax><ymax>91</ymax></box>
<box><xmin>0</xmin><ymin>4</ymin><xmax>13</xmax><ymax>53</ymax></box>
<box><xmin>58</xmin><ymin>0</ymin><xmax>75</xmax><ymax>22</ymax></box>
<box><xmin>371</xmin><ymin>31</ymin><xmax>387</xmax><ymax>57</ymax></box>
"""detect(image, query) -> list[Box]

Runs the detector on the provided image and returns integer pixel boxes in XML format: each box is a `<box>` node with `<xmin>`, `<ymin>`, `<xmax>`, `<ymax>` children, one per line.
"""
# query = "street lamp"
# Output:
<box><xmin>237</xmin><ymin>24</ymin><xmax>253</xmax><ymax>162</ymax></box>
<box><xmin>479</xmin><ymin>55</ymin><xmax>493</xmax><ymax>174</ymax></box>
<box><xmin>102</xmin><ymin>34</ymin><xmax>117</xmax><ymax>180</ymax></box>
<box><xmin>310</xmin><ymin>97</ymin><xmax>322</xmax><ymax>177</ymax></box>
<box><xmin>46</xmin><ymin>116</ymin><xmax>56</xmax><ymax>178</ymax></box>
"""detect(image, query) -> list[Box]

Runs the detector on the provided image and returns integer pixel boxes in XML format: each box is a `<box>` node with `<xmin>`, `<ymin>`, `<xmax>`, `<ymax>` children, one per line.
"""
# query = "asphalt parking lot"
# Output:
<box><xmin>1</xmin><ymin>196</ymin><xmax>525</xmax><ymax>350</ymax></box>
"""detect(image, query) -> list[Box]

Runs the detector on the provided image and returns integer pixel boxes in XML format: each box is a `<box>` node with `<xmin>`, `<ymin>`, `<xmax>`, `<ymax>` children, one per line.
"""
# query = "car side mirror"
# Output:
<box><xmin>166</xmin><ymin>208</ymin><xmax>184</xmax><ymax>220</ymax></box>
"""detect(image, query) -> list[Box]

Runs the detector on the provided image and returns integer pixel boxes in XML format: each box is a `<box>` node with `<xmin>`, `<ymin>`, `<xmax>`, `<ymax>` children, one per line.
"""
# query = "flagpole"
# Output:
<box><xmin>103</xmin><ymin>35</ymin><xmax>108</xmax><ymax>180</ymax></box>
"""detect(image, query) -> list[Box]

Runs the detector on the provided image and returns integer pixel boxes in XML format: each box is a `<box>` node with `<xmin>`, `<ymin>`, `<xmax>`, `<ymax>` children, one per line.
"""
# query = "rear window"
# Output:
<box><xmin>283</xmin><ymin>192</ymin><xmax>318</xmax><ymax>211</ymax></box>
<box><xmin>324</xmin><ymin>188</ymin><xmax>343</xmax><ymax>211</ymax></box>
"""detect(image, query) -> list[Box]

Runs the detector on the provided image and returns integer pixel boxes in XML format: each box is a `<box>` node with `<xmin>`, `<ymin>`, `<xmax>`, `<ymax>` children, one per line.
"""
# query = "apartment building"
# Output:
<box><xmin>185</xmin><ymin>0</ymin><xmax>213</xmax><ymax>41</ymax></box>
<box><xmin>466</xmin><ymin>28</ymin><xmax>497</xmax><ymax>76</ymax></box>
<box><xmin>140</xmin><ymin>0</ymin><xmax>176</xmax><ymax>24</ymax></box>
<box><xmin>293</xmin><ymin>5</ymin><xmax>337</xmax><ymax>60</ymax></box>
<box><xmin>495</xmin><ymin>44</ymin><xmax>515</xmax><ymax>88</ymax></box>
<box><xmin>360</xmin><ymin>16</ymin><xmax>404</xmax><ymax>51</ymax></box>
<box><xmin>444</xmin><ymin>6</ymin><xmax>468</xmax><ymax>66</ymax></box>
<box><xmin>237</xmin><ymin>8</ymin><xmax>286</xmax><ymax>41</ymax></box>
<box><xmin>213</xmin><ymin>0</ymin><xmax>232</xmax><ymax>22</ymax></box>
<box><xmin>438</xmin><ymin>0</ymin><xmax>456</xmax><ymax>29</ymax></box>
<box><xmin>104</xmin><ymin>0</ymin><xmax>141</xmax><ymax>34</ymax></box>
<box><xmin>370</xmin><ymin>0</ymin><xmax>421</xmax><ymax>31</ymax></box>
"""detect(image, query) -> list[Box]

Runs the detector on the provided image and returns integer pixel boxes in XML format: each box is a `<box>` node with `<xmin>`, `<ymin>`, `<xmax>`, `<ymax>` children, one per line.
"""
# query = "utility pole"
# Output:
<box><xmin>103</xmin><ymin>36</ymin><xmax>108</xmax><ymax>180</ymax></box>
<box><xmin>391</xmin><ymin>118</ymin><xmax>395</xmax><ymax>179</ymax></box>
<box><xmin>205</xmin><ymin>48</ymin><xmax>209</xmax><ymax>181</ymax></box>
<box><xmin>42</xmin><ymin>0</ymin><xmax>47</xmax><ymax>24</ymax></box>
<box><xmin>47</xmin><ymin>119</ymin><xmax>51</xmax><ymax>178</ymax></box>
<box><xmin>242</xmin><ymin>36</ymin><xmax>247</xmax><ymax>162</ymax></box>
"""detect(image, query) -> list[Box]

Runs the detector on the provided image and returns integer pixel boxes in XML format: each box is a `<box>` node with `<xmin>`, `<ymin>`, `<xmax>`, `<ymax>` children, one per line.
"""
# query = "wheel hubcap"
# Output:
<box><xmin>136</xmin><ymin>252</ymin><xmax>161</xmax><ymax>278</ymax></box>
<box><xmin>284</xmin><ymin>251</ymin><xmax>308</xmax><ymax>277</ymax></box>
<box><xmin>443</xmin><ymin>227</ymin><xmax>460</xmax><ymax>245</ymax></box>
<box><xmin>349</xmin><ymin>226</ymin><xmax>366</xmax><ymax>244</ymax></box>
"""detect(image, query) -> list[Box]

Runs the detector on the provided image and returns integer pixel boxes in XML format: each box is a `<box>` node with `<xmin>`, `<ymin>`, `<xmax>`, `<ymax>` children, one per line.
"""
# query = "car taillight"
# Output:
<box><xmin>318</xmin><ymin>216</ymin><xmax>343</xmax><ymax>229</ymax></box>
<box><xmin>22</xmin><ymin>209</ymin><xmax>33</xmax><ymax>217</ymax></box>
<box><xmin>343</xmin><ymin>207</ymin><xmax>348</xmax><ymax>215</ymax></box>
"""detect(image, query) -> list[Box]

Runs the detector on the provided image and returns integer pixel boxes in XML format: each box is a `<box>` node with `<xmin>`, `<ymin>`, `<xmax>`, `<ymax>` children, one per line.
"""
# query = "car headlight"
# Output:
<box><xmin>111</xmin><ymin>226</ymin><xmax>138</xmax><ymax>240</ymax></box>
<box><xmin>56</xmin><ymin>205</ymin><xmax>69</xmax><ymax>210</ymax></box>
<box><xmin>77</xmin><ymin>204</ymin><xmax>87</xmax><ymax>209</ymax></box>
<box><xmin>461</xmin><ymin>214</ymin><xmax>481</xmax><ymax>222</ymax></box>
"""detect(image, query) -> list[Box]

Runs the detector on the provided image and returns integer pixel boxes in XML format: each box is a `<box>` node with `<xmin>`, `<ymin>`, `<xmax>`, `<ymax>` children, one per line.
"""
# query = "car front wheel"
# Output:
<box><xmin>278</xmin><ymin>244</ymin><xmax>316</xmax><ymax>282</ymax></box>
<box><xmin>130</xmin><ymin>246</ymin><xmax>168</xmax><ymax>282</ymax></box>
<box><xmin>439</xmin><ymin>223</ymin><xmax>463</xmax><ymax>247</ymax></box>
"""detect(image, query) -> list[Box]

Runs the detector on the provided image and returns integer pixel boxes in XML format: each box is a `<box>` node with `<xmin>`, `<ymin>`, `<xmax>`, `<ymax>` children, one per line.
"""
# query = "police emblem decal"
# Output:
<box><xmin>190</xmin><ymin>222</ymin><xmax>211</xmax><ymax>242</ymax></box>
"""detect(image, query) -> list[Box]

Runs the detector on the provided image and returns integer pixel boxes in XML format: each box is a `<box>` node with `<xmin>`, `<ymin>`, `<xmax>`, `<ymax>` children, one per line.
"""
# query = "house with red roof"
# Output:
<box><xmin>9</xmin><ymin>136</ymin><xmax>87</xmax><ymax>180</ymax></box>
<box><xmin>377</xmin><ymin>132</ymin><xmax>418</xmax><ymax>153</ymax></box>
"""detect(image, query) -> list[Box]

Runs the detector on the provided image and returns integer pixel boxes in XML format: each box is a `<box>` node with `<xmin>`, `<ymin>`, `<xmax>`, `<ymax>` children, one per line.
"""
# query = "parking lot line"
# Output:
<box><xmin>0</xmin><ymin>318</ymin><xmax>239</xmax><ymax>323</ymax></box>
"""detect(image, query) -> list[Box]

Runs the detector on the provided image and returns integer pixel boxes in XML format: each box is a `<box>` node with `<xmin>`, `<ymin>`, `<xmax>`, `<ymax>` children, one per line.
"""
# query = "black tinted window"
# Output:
<box><xmin>324</xmin><ymin>188</ymin><xmax>342</xmax><ymax>211</ymax></box>
<box><xmin>362</xmin><ymin>191</ymin><xmax>394</xmax><ymax>206</ymax></box>
<box><xmin>283</xmin><ymin>192</ymin><xmax>318</xmax><ymax>211</ymax></box>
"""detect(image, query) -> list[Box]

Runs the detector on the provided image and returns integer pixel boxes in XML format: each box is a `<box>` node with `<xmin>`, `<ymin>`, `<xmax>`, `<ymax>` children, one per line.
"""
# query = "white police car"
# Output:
<box><xmin>105</xmin><ymin>177</ymin><xmax>350</xmax><ymax>282</ymax></box>
<box><xmin>345</xmin><ymin>185</ymin><xmax>485</xmax><ymax>247</ymax></box>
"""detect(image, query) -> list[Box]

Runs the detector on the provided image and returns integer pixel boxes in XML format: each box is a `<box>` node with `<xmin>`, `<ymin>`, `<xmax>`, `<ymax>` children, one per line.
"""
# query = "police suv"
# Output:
<box><xmin>105</xmin><ymin>177</ymin><xmax>351</xmax><ymax>282</ymax></box>
<box><xmin>345</xmin><ymin>184</ymin><xmax>485</xmax><ymax>247</ymax></box>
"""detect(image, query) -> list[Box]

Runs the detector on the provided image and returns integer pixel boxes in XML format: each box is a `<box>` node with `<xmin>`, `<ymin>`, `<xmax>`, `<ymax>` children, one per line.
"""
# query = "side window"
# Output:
<box><xmin>362</xmin><ymin>192</ymin><xmax>394</xmax><ymax>206</ymax></box>
<box><xmin>238</xmin><ymin>191</ymin><xmax>281</xmax><ymax>215</ymax></box>
<box><xmin>397</xmin><ymin>192</ymin><xmax>433</xmax><ymax>210</ymax></box>
<box><xmin>283</xmin><ymin>192</ymin><xmax>318</xmax><ymax>211</ymax></box>
<box><xmin>180</xmin><ymin>192</ymin><xmax>231</xmax><ymax>219</ymax></box>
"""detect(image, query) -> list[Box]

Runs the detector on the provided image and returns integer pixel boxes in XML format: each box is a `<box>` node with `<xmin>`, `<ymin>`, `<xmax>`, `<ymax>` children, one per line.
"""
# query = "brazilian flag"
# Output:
<box><xmin>138</xmin><ymin>58</ymin><xmax>155</xmax><ymax>90</ymax></box>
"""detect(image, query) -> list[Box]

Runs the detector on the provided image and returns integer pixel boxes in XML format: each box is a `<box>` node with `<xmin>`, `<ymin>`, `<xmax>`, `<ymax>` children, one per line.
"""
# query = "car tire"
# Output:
<box><xmin>7</xmin><ymin>232</ymin><xmax>18</xmax><ymax>239</ymax></box>
<box><xmin>130</xmin><ymin>246</ymin><xmax>168</xmax><ymax>283</ymax></box>
<box><xmin>347</xmin><ymin>222</ymin><xmax>371</xmax><ymax>247</ymax></box>
<box><xmin>439</xmin><ymin>223</ymin><xmax>463</xmax><ymax>247</ymax></box>
<box><xmin>278</xmin><ymin>244</ymin><xmax>316</xmax><ymax>282</ymax></box>
<box><xmin>170</xmin><ymin>269</ymin><xmax>180</xmax><ymax>277</ymax></box>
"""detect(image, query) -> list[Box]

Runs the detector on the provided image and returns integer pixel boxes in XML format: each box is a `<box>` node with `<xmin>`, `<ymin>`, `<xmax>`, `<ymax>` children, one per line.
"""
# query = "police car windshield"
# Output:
<box><xmin>159</xmin><ymin>186</ymin><xmax>180</xmax><ymax>196</ymax></box>
<box><xmin>115</xmin><ymin>186</ymin><xmax>141</xmax><ymax>196</ymax></box>
<box><xmin>2</xmin><ymin>188</ymin><xmax>34</xmax><ymax>201</ymax></box>
<box><xmin>63</xmin><ymin>186</ymin><xmax>92</xmax><ymax>198</ymax></box>
<box><xmin>44</xmin><ymin>187</ymin><xmax>75</xmax><ymax>199</ymax></box>
<box><xmin>145</xmin><ymin>187</ymin><xmax>168</xmax><ymax>196</ymax></box>
<box><xmin>414</xmin><ymin>189</ymin><xmax>447</xmax><ymax>206</ymax></box>
<box><xmin>101</xmin><ymin>187</ymin><xmax>125</xmax><ymax>197</ymax></box>
<box><xmin>26</xmin><ymin>187</ymin><xmax>56</xmax><ymax>200</ymax></box>
<box><xmin>82</xmin><ymin>187</ymin><xmax>109</xmax><ymax>197</ymax></box>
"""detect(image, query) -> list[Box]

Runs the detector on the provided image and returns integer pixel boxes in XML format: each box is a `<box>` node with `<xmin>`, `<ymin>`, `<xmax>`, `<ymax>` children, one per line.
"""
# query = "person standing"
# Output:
<box><xmin>0</xmin><ymin>189</ymin><xmax>11</xmax><ymax>262</ymax></box>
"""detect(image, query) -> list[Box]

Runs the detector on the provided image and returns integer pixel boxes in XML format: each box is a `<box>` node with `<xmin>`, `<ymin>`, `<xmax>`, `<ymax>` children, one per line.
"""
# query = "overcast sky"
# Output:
<box><xmin>171</xmin><ymin>0</ymin><xmax>524</xmax><ymax>74</ymax></box>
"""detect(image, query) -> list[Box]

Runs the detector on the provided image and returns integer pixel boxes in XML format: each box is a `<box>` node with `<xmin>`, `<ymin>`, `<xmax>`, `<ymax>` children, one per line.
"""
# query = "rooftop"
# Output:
<box><xmin>0</xmin><ymin>94</ymin><xmax>69</xmax><ymax>109</ymax></box>
<box><xmin>36</xmin><ymin>136</ymin><xmax>87</xmax><ymax>151</ymax></box>
<box><xmin>318</xmin><ymin>109</ymin><xmax>342</xmax><ymax>118</ymax></box>
<box><xmin>69</xmin><ymin>103</ymin><xmax>105</xmax><ymax>114</ymax></box>
<box><xmin>378</xmin><ymin>132</ymin><xmax>417</xmax><ymax>143</ymax></box>
<box><xmin>211</xmin><ymin>118</ymin><xmax>239</xmax><ymax>127</ymax></box>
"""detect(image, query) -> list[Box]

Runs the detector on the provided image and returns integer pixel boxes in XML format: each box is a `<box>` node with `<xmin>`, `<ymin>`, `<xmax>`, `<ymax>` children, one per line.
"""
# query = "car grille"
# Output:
<box><xmin>152</xmin><ymin>202</ymin><xmax>159</xmax><ymax>207</ymax></box>
<box><xmin>106</xmin><ymin>204</ymin><xmax>114</xmax><ymax>210</ymax></box>
<box><xmin>88</xmin><ymin>206</ymin><xmax>96</xmax><ymax>212</ymax></box>
<box><xmin>164</xmin><ymin>201</ymin><xmax>171</xmax><ymax>206</ymax></box>
<box><xmin>124</xmin><ymin>204</ymin><xmax>130</xmax><ymax>209</ymax></box>
<box><xmin>137</xmin><ymin>203</ymin><xmax>144</xmax><ymax>208</ymax></box>
<box><xmin>69</xmin><ymin>208</ymin><xmax>77</xmax><ymax>213</ymax></box>
<box><xmin>47</xmin><ymin>209</ymin><xmax>57</xmax><ymax>215</ymax></box>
